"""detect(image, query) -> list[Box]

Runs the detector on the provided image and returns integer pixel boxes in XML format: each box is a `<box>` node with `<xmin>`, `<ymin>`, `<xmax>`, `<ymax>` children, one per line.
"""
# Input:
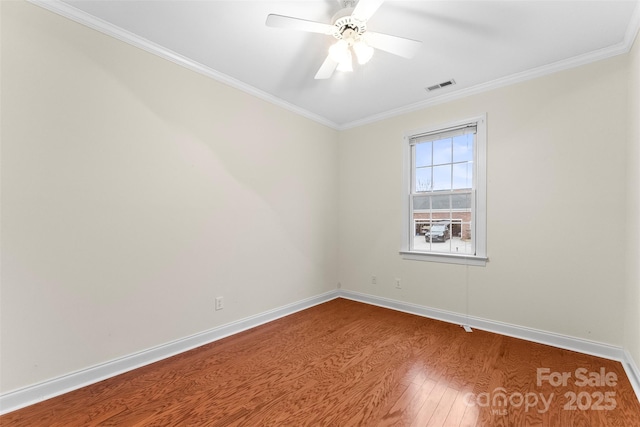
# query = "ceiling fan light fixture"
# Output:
<box><xmin>336</xmin><ymin>49</ymin><xmax>354</xmax><ymax>72</ymax></box>
<box><xmin>329</xmin><ymin>40</ymin><xmax>350</xmax><ymax>64</ymax></box>
<box><xmin>353</xmin><ymin>40</ymin><xmax>374</xmax><ymax>64</ymax></box>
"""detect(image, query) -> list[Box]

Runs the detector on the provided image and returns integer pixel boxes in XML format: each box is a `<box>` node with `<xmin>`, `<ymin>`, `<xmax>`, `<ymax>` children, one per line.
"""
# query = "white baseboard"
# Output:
<box><xmin>623</xmin><ymin>349</ymin><xmax>640</xmax><ymax>401</ymax></box>
<box><xmin>3</xmin><ymin>289</ymin><xmax>638</xmax><ymax>414</ymax></box>
<box><xmin>0</xmin><ymin>291</ymin><xmax>338</xmax><ymax>415</ymax></box>
<box><xmin>338</xmin><ymin>289</ymin><xmax>640</xmax><ymax>403</ymax></box>
<box><xmin>338</xmin><ymin>290</ymin><xmax>626</xmax><ymax>360</ymax></box>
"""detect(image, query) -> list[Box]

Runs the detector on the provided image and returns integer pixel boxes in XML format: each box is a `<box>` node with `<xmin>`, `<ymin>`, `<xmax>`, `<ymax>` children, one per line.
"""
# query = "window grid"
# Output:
<box><xmin>401</xmin><ymin>115</ymin><xmax>486</xmax><ymax>265</ymax></box>
<box><xmin>409</xmin><ymin>132</ymin><xmax>476</xmax><ymax>255</ymax></box>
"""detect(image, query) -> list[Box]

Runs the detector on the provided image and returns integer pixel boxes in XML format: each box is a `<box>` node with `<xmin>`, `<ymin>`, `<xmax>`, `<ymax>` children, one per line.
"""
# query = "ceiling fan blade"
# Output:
<box><xmin>266</xmin><ymin>14</ymin><xmax>335</xmax><ymax>35</ymax></box>
<box><xmin>364</xmin><ymin>31</ymin><xmax>422</xmax><ymax>59</ymax></box>
<box><xmin>315</xmin><ymin>55</ymin><xmax>338</xmax><ymax>79</ymax></box>
<box><xmin>352</xmin><ymin>0</ymin><xmax>385</xmax><ymax>22</ymax></box>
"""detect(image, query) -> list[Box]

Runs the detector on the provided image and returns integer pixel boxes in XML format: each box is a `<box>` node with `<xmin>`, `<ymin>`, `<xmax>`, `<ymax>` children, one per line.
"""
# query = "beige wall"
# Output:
<box><xmin>0</xmin><ymin>1</ymin><xmax>339</xmax><ymax>392</ymax></box>
<box><xmin>2</xmin><ymin>0</ymin><xmax>639</xmax><ymax>398</ymax></box>
<box><xmin>339</xmin><ymin>55</ymin><xmax>629</xmax><ymax>345</ymax></box>
<box><xmin>626</xmin><ymin>28</ymin><xmax>640</xmax><ymax>369</ymax></box>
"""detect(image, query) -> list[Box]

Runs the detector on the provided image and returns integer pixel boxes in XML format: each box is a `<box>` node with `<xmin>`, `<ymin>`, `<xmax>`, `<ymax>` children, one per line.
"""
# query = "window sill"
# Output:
<box><xmin>399</xmin><ymin>251</ymin><xmax>488</xmax><ymax>266</ymax></box>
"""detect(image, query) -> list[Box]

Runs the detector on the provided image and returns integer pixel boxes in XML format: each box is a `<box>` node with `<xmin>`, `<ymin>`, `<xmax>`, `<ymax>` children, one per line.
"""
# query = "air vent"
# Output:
<box><xmin>426</xmin><ymin>79</ymin><xmax>456</xmax><ymax>92</ymax></box>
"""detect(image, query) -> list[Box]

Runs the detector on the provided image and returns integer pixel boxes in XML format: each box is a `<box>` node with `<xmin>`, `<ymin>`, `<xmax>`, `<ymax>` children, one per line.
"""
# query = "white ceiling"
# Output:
<box><xmin>37</xmin><ymin>0</ymin><xmax>640</xmax><ymax>128</ymax></box>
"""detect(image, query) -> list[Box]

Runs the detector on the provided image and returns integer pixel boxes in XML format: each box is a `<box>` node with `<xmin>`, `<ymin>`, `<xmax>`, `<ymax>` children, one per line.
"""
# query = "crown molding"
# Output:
<box><xmin>625</xmin><ymin>0</ymin><xmax>640</xmax><ymax>49</ymax></box>
<box><xmin>341</xmin><ymin>49</ymin><xmax>638</xmax><ymax>130</ymax></box>
<box><xmin>338</xmin><ymin>0</ymin><xmax>640</xmax><ymax>130</ymax></box>
<box><xmin>27</xmin><ymin>0</ymin><xmax>340</xmax><ymax>130</ymax></box>
<box><xmin>27</xmin><ymin>0</ymin><xmax>640</xmax><ymax>132</ymax></box>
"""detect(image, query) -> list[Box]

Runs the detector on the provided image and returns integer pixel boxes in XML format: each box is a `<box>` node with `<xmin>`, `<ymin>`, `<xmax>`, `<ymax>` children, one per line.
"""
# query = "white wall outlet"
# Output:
<box><xmin>215</xmin><ymin>296</ymin><xmax>224</xmax><ymax>311</ymax></box>
<box><xmin>395</xmin><ymin>278</ymin><xmax>401</xmax><ymax>289</ymax></box>
<box><xmin>371</xmin><ymin>275</ymin><xmax>377</xmax><ymax>285</ymax></box>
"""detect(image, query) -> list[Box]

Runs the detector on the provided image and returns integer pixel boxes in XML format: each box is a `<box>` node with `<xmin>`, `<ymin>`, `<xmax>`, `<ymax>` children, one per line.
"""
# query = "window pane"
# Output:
<box><xmin>452</xmin><ymin>226</ymin><xmax>474</xmax><ymax>254</ymax></box>
<box><xmin>431</xmin><ymin>194</ymin><xmax>450</xmax><ymax>210</ymax></box>
<box><xmin>415</xmin><ymin>141</ymin><xmax>432</xmax><ymax>167</ymax></box>
<box><xmin>453</xmin><ymin>134</ymin><xmax>473</xmax><ymax>162</ymax></box>
<box><xmin>452</xmin><ymin>193</ymin><xmax>472</xmax><ymax>209</ymax></box>
<box><xmin>412</xmin><ymin>195</ymin><xmax>431</xmax><ymax>210</ymax></box>
<box><xmin>452</xmin><ymin>162</ymin><xmax>473</xmax><ymax>189</ymax></box>
<box><xmin>432</xmin><ymin>165</ymin><xmax>451</xmax><ymax>191</ymax></box>
<box><xmin>453</xmin><ymin>221</ymin><xmax>474</xmax><ymax>254</ymax></box>
<box><xmin>415</xmin><ymin>167</ymin><xmax>432</xmax><ymax>192</ymax></box>
<box><xmin>433</xmin><ymin>138</ymin><xmax>452</xmax><ymax>165</ymax></box>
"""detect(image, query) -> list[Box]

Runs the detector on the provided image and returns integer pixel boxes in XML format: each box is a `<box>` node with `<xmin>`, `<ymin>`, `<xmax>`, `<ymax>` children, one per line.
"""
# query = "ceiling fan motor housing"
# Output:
<box><xmin>331</xmin><ymin>9</ymin><xmax>367</xmax><ymax>42</ymax></box>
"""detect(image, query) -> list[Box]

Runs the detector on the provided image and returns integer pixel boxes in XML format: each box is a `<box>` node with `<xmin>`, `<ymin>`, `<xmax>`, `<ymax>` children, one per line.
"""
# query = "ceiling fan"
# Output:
<box><xmin>266</xmin><ymin>0</ymin><xmax>422</xmax><ymax>79</ymax></box>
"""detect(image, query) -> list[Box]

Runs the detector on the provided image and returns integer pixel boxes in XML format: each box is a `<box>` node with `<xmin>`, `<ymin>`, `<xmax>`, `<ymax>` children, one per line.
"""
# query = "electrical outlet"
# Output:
<box><xmin>395</xmin><ymin>278</ymin><xmax>401</xmax><ymax>289</ymax></box>
<box><xmin>371</xmin><ymin>275</ymin><xmax>377</xmax><ymax>285</ymax></box>
<box><xmin>215</xmin><ymin>296</ymin><xmax>224</xmax><ymax>311</ymax></box>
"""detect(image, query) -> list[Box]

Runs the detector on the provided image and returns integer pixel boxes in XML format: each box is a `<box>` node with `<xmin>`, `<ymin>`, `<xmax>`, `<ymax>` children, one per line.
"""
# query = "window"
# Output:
<box><xmin>401</xmin><ymin>115</ymin><xmax>487</xmax><ymax>265</ymax></box>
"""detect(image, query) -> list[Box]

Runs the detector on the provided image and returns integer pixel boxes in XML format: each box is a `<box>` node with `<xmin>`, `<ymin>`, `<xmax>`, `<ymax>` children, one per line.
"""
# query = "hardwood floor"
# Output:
<box><xmin>2</xmin><ymin>298</ymin><xmax>640</xmax><ymax>426</ymax></box>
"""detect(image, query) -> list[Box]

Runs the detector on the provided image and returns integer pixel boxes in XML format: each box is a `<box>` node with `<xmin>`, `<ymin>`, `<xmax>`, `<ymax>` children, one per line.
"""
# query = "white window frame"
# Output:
<box><xmin>400</xmin><ymin>114</ymin><xmax>488</xmax><ymax>266</ymax></box>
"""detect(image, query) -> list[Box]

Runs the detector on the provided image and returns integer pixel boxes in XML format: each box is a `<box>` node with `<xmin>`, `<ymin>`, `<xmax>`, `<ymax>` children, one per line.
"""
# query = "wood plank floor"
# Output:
<box><xmin>2</xmin><ymin>298</ymin><xmax>640</xmax><ymax>426</ymax></box>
